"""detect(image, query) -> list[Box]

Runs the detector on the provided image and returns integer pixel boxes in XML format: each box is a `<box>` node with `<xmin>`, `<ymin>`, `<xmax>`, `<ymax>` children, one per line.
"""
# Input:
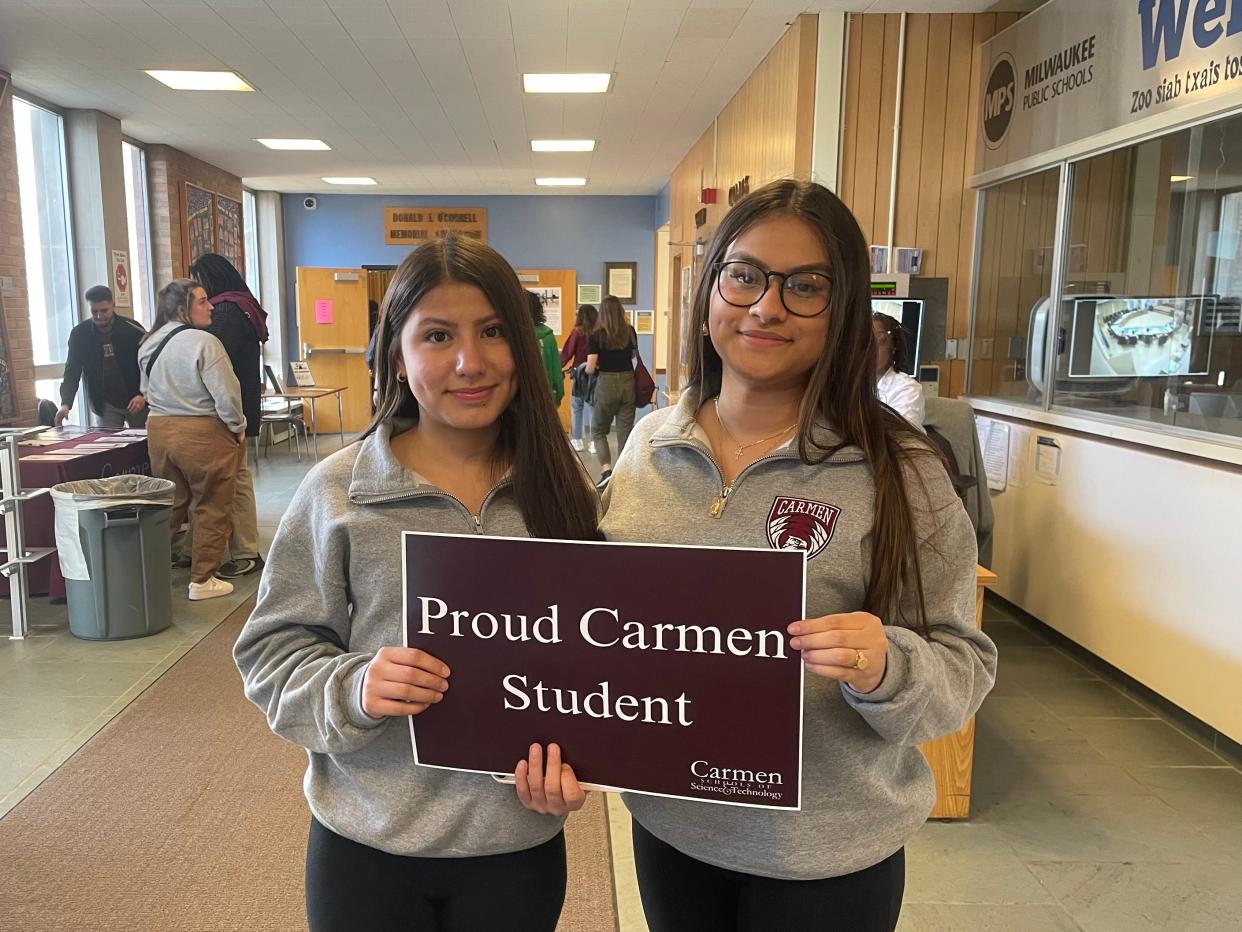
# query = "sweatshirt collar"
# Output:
<box><xmin>652</xmin><ymin>386</ymin><xmax>867</xmax><ymax>464</ymax></box>
<box><xmin>347</xmin><ymin>419</ymin><xmax>513</xmax><ymax>503</ymax></box>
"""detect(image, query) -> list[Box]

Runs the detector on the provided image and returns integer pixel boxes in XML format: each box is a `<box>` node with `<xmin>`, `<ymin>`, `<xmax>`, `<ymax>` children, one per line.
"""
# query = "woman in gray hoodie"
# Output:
<box><xmin>234</xmin><ymin>236</ymin><xmax>599</xmax><ymax>931</ymax></box>
<box><xmin>600</xmin><ymin>181</ymin><xmax>997</xmax><ymax>931</ymax></box>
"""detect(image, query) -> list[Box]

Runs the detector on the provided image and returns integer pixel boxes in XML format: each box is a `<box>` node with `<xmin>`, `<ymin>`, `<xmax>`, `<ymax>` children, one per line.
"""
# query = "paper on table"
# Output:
<box><xmin>22</xmin><ymin>454</ymin><xmax>83</xmax><ymax>461</ymax></box>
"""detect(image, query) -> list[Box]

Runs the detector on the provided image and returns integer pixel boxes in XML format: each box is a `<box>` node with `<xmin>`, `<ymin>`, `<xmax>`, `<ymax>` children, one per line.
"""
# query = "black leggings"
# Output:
<box><xmin>632</xmin><ymin>821</ymin><xmax>904</xmax><ymax>932</ymax></box>
<box><xmin>305</xmin><ymin>818</ymin><xmax>566</xmax><ymax>931</ymax></box>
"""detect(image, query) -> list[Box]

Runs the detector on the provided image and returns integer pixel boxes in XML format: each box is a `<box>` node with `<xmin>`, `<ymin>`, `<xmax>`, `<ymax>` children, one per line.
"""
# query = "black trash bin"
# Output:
<box><xmin>51</xmin><ymin>476</ymin><xmax>176</xmax><ymax>640</ymax></box>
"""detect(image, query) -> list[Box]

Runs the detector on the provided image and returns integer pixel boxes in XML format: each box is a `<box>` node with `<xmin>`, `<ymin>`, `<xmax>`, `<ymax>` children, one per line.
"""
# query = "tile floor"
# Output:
<box><xmin>0</xmin><ymin>437</ymin><xmax>329</xmax><ymax>818</ymax></box>
<box><xmin>4</xmin><ymin>429</ymin><xmax>1241</xmax><ymax>932</ymax></box>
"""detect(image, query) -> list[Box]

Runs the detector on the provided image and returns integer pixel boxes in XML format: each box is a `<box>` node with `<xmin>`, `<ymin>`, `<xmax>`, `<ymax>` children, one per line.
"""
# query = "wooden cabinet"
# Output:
<box><xmin>919</xmin><ymin>565</ymin><xmax>997</xmax><ymax>819</ymax></box>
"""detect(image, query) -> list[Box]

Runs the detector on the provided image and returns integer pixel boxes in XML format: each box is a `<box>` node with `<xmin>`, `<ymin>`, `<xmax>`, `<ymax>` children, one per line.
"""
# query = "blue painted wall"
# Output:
<box><xmin>282</xmin><ymin>192</ymin><xmax>661</xmax><ymax>371</ymax></box>
<box><xmin>656</xmin><ymin>182</ymin><xmax>671</xmax><ymax>227</ymax></box>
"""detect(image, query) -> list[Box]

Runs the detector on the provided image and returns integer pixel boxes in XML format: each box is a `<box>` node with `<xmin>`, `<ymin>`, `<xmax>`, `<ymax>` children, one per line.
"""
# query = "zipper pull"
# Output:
<box><xmin>472</xmin><ymin>514</ymin><xmax>482</xmax><ymax>533</ymax></box>
<box><xmin>709</xmin><ymin>485</ymin><xmax>732</xmax><ymax>518</ymax></box>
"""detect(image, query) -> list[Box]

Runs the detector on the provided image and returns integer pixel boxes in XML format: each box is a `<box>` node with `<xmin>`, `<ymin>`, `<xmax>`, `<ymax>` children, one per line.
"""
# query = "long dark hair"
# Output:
<box><xmin>597</xmin><ymin>295</ymin><xmax>630</xmax><ymax>350</ymax></box>
<box><xmin>687</xmin><ymin>179</ymin><xmax>940</xmax><ymax>635</ymax></box>
<box><xmin>143</xmin><ymin>279</ymin><xmax>199</xmax><ymax>342</ymax></box>
<box><xmin>872</xmin><ymin>311</ymin><xmax>912</xmax><ymax>373</ymax></box>
<box><xmin>575</xmin><ymin>303</ymin><xmax>598</xmax><ymax>332</ymax></box>
<box><xmin>366</xmin><ymin>235</ymin><xmax>598</xmax><ymax>542</ymax></box>
<box><xmin>189</xmin><ymin>253</ymin><xmax>249</xmax><ymax>299</ymax></box>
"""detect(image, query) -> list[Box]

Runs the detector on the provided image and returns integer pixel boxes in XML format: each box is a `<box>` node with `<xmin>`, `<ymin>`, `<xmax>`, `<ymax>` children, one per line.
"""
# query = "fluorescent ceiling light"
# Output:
<box><xmin>523</xmin><ymin>73</ymin><xmax>611</xmax><ymax>94</ymax></box>
<box><xmin>531</xmin><ymin>139</ymin><xmax>596</xmax><ymax>152</ymax></box>
<box><xmin>256</xmin><ymin>138</ymin><xmax>331</xmax><ymax>150</ymax></box>
<box><xmin>146</xmin><ymin>70</ymin><xmax>254</xmax><ymax>91</ymax></box>
<box><xmin>536</xmin><ymin>177</ymin><xmax>587</xmax><ymax>186</ymax></box>
<box><xmin>1170</xmin><ymin>175</ymin><xmax>1194</xmax><ymax>182</ymax></box>
<box><xmin>322</xmin><ymin>176</ymin><xmax>377</xmax><ymax>185</ymax></box>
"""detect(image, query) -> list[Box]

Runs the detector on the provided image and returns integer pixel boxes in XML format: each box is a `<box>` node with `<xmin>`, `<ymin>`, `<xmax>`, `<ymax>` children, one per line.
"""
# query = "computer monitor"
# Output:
<box><xmin>871</xmin><ymin>299</ymin><xmax>924</xmax><ymax>375</ymax></box>
<box><xmin>1066</xmin><ymin>296</ymin><xmax>1212</xmax><ymax>378</ymax></box>
<box><xmin>264</xmin><ymin>364</ymin><xmax>283</xmax><ymax>394</ymax></box>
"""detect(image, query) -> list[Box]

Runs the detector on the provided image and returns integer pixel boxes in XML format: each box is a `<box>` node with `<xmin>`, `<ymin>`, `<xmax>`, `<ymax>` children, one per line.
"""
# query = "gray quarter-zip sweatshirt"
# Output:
<box><xmin>234</xmin><ymin>419</ymin><xmax>567</xmax><ymax>857</ymax></box>
<box><xmin>601</xmin><ymin>389</ymin><xmax>997</xmax><ymax>881</ymax></box>
<box><xmin>137</xmin><ymin>322</ymin><xmax>246</xmax><ymax>434</ymax></box>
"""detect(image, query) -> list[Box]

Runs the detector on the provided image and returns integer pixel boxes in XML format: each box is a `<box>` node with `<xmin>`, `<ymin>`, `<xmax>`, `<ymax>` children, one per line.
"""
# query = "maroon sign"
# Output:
<box><xmin>404</xmin><ymin>533</ymin><xmax>806</xmax><ymax>809</ymax></box>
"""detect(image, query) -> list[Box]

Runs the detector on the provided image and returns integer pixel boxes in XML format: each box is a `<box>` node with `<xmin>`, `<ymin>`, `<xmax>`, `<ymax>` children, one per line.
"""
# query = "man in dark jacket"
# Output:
<box><xmin>55</xmin><ymin>285</ymin><xmax>148</xmax><ymax>428</ymax></box>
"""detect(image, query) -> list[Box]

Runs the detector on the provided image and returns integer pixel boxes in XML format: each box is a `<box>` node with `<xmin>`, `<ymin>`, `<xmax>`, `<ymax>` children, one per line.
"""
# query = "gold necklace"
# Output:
<box><xmin>713</xmin><ymin>397</ymin><xmax>796</xmax><ymax>459</ymax></box>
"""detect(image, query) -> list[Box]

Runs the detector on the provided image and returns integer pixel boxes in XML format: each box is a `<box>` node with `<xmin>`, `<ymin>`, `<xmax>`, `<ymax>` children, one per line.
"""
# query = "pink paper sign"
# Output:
<box><xmin>314</xmin><ymin>299</ymin><xmax>333</xmax><ymax>324</ymax></box>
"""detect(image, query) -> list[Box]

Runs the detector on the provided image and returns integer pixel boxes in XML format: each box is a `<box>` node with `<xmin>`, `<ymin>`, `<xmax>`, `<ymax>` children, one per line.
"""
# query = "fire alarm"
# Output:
<box><xmin>700</xmin><ymin>188</ymin><xmax>718</xmax><ymax>204</ymax></box>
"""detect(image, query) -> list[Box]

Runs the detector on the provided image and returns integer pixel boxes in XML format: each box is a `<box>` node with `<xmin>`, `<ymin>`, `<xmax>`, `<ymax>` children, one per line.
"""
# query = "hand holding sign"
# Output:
<box><xmin>515</xmin><ymin>743</ymin><xmax>588</xmax><ymax>816</ymax></box>
<box><xmin>362</xmin><ymin>647</ymin><xmax>451</xmax><ymax>718</ymax></box>
<box><xmin>787</xmin><ymin>612</ymin><xmax>889</xmax><ymax>694</ymax></box>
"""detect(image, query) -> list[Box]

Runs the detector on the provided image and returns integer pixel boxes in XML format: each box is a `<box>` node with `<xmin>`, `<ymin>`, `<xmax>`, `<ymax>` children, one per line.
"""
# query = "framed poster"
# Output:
<box><xmin>182</xmin><ymin>183</ymin><xmax>214</xmax><ymax>268</ymax></box>
<box><xmin>111</xmin><ymin>250</ymin><xmax>131</xmax><ymax>307</ymax></box>
<box><xmin>214</xmin><ymin>194</ymin><xmax>244</xmax><ymax>277</ymax></box>
<box><xmin>605</xmin><ymin>261</ymin><xmax>638</xmax><ymax>305</ymax></box>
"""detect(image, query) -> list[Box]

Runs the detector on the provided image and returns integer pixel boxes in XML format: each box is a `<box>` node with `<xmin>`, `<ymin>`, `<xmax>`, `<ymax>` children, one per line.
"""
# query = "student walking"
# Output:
<box><xmin>586</xmin><ymin>296</ymin><xmax>638</xmax><ymax>486</ymax></box>
<box><xmin>234</xmin><ymin>235</ymin><xmax>600</xmax><ymax>932</ymax></box>
<box><xmin>560</xmin><ymin>303</ymin><xmax>598</xmax><ymax>451</ymax></box>
<box><xmin>600</xmin><ymin>180</ymin><xmax>997</xmax><ymax>932</ymax></box>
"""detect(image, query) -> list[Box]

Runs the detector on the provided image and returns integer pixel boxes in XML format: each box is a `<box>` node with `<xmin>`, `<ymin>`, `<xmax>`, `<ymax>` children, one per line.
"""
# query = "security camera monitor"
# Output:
<box><xmin>1067</xmin><ymin>296</ymin><xmax>1212</xmax><ymax>378</ymax></box>
<box><xmin>871</xmin><ymin>299</ymin><xmax>924</xmax><ymax>374</ymax></box>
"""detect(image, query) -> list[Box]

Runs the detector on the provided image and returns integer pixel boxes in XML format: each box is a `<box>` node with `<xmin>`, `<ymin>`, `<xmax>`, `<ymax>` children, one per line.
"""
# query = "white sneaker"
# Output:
<box><xmin>571</xmin><ymin>438</ymin><xmax>584</xmax><ymax>451</ymax></box>
<box><xmin>588</xmin><ymin>441</ymin><xmax>597</xmax><ymax>454</ymax></box>
<box><xmin>188</xmin><ymin>576</ymin><xmax>234</xmax><ymax>601</ymax></box>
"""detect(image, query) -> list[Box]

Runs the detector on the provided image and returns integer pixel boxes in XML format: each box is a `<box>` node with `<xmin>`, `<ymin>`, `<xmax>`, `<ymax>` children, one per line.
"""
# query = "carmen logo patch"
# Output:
<box><xmin>766</xmin><ymin>496</ymin><xmax>840</xmax><ymax>561</ymax></box>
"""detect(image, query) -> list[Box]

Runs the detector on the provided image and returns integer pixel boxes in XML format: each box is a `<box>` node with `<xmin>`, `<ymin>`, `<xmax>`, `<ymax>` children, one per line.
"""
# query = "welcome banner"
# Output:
<box><xmin>403</xmin><ymin>533</ymin><xmax>806</xmax><ymax>810</ymax></box>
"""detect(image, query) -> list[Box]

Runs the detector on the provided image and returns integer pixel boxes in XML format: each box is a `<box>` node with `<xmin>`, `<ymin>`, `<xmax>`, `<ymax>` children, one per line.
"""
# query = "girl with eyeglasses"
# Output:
<box><xmin>599</xmin><ymin>180</ymin><xmax>996</xmax><ymax>931</ymax></box>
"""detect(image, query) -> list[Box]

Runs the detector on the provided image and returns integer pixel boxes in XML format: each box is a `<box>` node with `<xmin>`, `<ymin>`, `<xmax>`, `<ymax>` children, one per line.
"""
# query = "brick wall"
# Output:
<box><xmin>0</xmin><ymin>70</ymin><xmax>38</xmax><ymax>426</ymax></box>
<box><xmin>146</xmin><ymin>144</ymin><xmax>242</xmax><ymax>288</ymax></box>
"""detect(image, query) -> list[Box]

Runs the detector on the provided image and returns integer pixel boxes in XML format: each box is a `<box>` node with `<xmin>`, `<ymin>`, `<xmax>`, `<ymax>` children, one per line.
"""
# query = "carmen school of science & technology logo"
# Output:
<box><xmin>766</xmin><ymin>496</ymin><xmax>841</xmax><ymax>560</ymax></box>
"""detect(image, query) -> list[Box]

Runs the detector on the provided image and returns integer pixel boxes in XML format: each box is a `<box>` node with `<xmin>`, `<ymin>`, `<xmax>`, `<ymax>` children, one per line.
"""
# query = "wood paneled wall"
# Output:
<box><xmin>665</xmin><ymin>13</ymin><xmax>819</xmax><ymax>392</ymax></box>
<box><xmin>839</xmin><ymin>13</ymin><xmax>1022</xmax><ymax>398</ymax></box>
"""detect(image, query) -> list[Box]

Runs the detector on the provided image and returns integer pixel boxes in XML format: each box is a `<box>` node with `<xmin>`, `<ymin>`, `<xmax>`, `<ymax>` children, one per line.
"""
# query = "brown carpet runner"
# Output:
<box><xmin>0</xmin><ymin>599</ymin><xmax>618</xmax><ymax>931</ymax></box>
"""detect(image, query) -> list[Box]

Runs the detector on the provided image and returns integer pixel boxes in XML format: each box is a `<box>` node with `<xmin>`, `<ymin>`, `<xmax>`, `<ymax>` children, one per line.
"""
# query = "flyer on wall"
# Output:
<box><xmin>403</xmin><ymin>532</ymin><xmax>807</xmax><ymax>810</ymax></box>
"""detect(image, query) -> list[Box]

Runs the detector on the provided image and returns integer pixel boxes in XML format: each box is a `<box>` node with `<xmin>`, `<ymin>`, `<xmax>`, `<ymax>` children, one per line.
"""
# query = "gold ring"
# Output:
<box><xmin>853</xmin><ymin>650</ymin><xmax>868</xmax><ymax>671</ymax></box>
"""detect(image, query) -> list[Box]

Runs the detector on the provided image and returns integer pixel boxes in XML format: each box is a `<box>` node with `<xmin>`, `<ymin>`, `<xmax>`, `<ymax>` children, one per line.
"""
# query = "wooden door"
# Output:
<box><xmin>516</xmin><ymin>269</ymin><xmax>576</xmax><ymax>430</ymax></box>
<box><xmin>295</xmin><ymin>267</ymin><xmax>371</xmax><ymax>433</ymax></box>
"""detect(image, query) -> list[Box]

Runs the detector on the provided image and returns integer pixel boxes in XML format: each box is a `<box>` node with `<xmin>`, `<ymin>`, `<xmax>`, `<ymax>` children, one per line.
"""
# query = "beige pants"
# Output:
<box><xmin>229</xmin><ymin>445</ymin><xmax>260</xmax><ymax>560</ymax></box>
<box><xmin>148</xmin><ymin>415</ymin><xmax>240</xmax><ymax>584</ymax></box>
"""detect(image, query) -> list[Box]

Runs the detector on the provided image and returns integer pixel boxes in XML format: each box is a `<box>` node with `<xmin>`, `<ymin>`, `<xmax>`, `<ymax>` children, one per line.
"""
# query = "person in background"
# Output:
<box><xmin>56</xmin><ymin>285</ymin><xmax>147</xmax><ymax>429</ymax></box>
<box><xmin>139</xmin><ymin>280</ymin><xmax>246</xmax><ymax>602</ymax></box>
<box><xmin>586</xmin><ymin>295</ymin><xmax>637</xmax><ymax>487</ymax></box>
<box><xmin>873</xmin><ymin>312</ymin><xmax>925</xmax><ymax>431</ymax></box>
<box><xmin>234</xmin><ymin>235</ymin><xmax>599</xmax><ymax>931</ymax></box>
<box><xmin>188</xmin><ymin>254</ymin><xmax>266</xmax><ymax>577</ymax></box>
<box><xmin>560</xmin><ymin>303</ymin><xmax>598</xmax><ymax>452</ymax></box>
<box><xmin>601</xmin><ymin>180</ymin><xmax>995</xmax><ymax>931</ymax></box>
<box><xmin>528</xmin><ymin>291</ymin><xmax>564</xmax><ymax>407</ymax></box>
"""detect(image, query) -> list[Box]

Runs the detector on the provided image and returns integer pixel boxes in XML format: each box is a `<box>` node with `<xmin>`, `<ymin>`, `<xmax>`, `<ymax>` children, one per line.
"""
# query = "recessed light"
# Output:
<box><xmin>523</xmin><ymin>73</ymin><xmax>611</xmax><ymax>94</ymax></box>
<box><xmin>536</xmin><ymin>177</ymin><xmax>587</xmax><ymax>186</ymax></box>
<box><xmin>322</xmin><ymin>177</ymin><xmax>377</xmax><ymax>185</ymax></box>
<box><xmin>1170</xmin><ymin>175</ymin><xmax>1194</xmax><ymax>182</ymax></box>
<box><xmin>531</xmin><ymin>139</ymin><xmax>596</xmax><ymax>152</ymax></box>
<box><xmin>257</xmin><ymin>138</ymin><xmax>331</xmax><ymax>150</ymax></box>
<box><xmin>145</xmin><ymin>70</ymin><xmax>255</xmax><ymax>91</ymax></box>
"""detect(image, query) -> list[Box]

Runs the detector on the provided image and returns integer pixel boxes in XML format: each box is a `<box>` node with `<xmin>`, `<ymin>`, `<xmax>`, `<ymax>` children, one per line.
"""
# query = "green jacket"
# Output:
<box><xmin>535</xmin><ymin>324</ymin><xmax>564</xmax><ymax>406</ymax></box>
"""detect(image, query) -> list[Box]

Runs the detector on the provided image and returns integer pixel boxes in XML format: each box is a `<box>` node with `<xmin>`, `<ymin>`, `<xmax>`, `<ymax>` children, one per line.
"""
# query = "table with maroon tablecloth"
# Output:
<box><xmin>0</xmin><ymin>430</ymin><xmax>151</xmax><ymax>599</ymax></box>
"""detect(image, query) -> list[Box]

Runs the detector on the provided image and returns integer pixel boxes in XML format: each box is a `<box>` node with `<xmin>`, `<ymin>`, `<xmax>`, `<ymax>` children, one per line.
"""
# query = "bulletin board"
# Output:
<box><xmin>214</xmin><ymin>194</ymin><xmax>244</xmax><ymax>277</ymax></box>
<box><xmin>181</xmin><ymin>183</ymin><xmax>245</xmax><ymax>275</ymax></box>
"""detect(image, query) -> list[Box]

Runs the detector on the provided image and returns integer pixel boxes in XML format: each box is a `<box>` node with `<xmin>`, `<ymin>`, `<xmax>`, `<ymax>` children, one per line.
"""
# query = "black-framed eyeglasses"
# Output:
<box><xmin>713</xmin><ymin>260</ymin><xmax>831</xmax><ymax>318</ymax></box>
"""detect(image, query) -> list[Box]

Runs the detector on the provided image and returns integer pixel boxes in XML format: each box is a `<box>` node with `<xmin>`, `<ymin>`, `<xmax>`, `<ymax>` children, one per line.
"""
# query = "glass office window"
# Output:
<box><xmin>122</xmin><ymin>140</ymin><xmax>154</xmax><ymax>326</ymax></box>
<box><xmin>967</xmin><ymin>167</ymin><xmax>1061</xmax><ymax>405</ymax></box>
<box><xmin>243</xmin><ymin>189</ymin><xmax>260</xmax><ymax>301</ymax></box>
<box><xmin>1052</xmin><ymin>114</ymin><xmax>1242</xmax><ymax>440</ymax></box>
<box><xmin>13</xmin><ymin>97</ymin><xmax>75</xmax><ymax>366</ymax></box>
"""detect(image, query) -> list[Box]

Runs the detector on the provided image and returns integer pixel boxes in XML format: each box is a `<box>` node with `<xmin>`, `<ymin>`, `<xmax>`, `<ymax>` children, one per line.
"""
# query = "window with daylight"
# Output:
<box><xmin>122</xmin><ymin>140</ymin><xmax>155</xmax><ymax>326</ymax></box>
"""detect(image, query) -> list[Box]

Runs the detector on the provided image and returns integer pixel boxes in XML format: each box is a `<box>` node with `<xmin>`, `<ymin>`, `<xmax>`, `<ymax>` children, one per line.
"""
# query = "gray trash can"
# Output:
<box><xmin>50</xmin><ymin>476</ymin><xmax>176</xmax><ymax>641</ymax></box>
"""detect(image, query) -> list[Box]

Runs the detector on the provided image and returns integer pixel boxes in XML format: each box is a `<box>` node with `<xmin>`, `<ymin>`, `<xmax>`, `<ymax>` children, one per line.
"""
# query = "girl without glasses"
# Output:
<box><xmin>586</xmin><ymin>295</ymin><xmax>639</xmax><ymax>486</ymax></box>
<box><xmin>235</xmin><ymin>235</ymin><xmax>599</xmax><ymax>932</ymax></box>
<box><xmin>600</xmin><ymin>180</ymin><xmax>996</xmax><ymax>932</ymax></box>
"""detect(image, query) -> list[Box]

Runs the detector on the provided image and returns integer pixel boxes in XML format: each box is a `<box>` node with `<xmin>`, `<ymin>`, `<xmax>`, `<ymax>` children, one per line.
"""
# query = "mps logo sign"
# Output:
<box><xmin>982</xmin><ymin>53</ymin><xmax>1016</xmax><ymax>149</ymax></box>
